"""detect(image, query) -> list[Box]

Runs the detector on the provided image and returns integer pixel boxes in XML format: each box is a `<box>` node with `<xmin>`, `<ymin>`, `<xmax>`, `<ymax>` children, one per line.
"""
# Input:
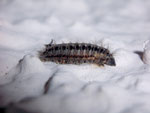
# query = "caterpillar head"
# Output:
<box><xmin>98</xmin><ymin>54</ymin><xmax>116</xmax><ymax>66</ymax></box>
<box><xmin>105</xmin><ymin>56</ymin><xmax>116</xmax><ymax>66</ymax></box>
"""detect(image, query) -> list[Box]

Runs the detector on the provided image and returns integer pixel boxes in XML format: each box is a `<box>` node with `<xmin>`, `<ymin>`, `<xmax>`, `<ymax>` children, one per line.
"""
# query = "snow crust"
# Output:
<box><xmin>0</xmin><ymin>0</ymin><xmax>150</xmax><ymax>113</ymax></box>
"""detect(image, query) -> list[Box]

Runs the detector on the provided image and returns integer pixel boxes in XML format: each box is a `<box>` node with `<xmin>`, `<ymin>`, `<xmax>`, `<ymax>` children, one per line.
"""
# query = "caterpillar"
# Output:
<box><xmin>39</xmin><ymin>40</ymin><xmax>116</xmax><ymax>66</ymax></box>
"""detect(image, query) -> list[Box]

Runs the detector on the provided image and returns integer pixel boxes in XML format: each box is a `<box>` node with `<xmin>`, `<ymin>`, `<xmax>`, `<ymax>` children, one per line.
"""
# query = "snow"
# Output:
<box><xmin>143</xmin><ymin>40</ymin><xmax>150</xmax><ymax>65</ymax></box>
<box><xmin>0</xmin><ymin>0</ymin><xmax>150</xmax><ymax>113</ymax></box>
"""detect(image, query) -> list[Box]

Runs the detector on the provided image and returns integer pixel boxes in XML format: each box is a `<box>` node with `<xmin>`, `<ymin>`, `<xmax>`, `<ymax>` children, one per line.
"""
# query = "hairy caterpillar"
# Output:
<box><xmin>39</xmin><ymin>40</ymin><xmax>116</xmax><ymax>66</ymax></box>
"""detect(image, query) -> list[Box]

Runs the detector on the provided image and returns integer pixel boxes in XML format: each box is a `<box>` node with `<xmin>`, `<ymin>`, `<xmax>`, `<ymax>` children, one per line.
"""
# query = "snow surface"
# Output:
<box><xmin>0</xmin><ymin>0</ymin><xmax>150</xmax><ymax>113</ymax></box>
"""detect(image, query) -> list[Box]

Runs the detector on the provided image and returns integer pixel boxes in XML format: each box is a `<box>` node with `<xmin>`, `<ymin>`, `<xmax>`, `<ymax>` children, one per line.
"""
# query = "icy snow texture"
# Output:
<box><xmin>0</xmin><ymin>0</ymin><xmax>150</xmax><ymax>113</ymax></box>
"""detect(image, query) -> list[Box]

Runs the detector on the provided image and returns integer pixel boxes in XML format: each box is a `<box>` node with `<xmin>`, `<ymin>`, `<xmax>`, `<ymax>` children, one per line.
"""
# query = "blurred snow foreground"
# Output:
<box><xmin>1</xmin><ymin>0</ymin><xmax>150</xmax><ymax>113</ymax></box>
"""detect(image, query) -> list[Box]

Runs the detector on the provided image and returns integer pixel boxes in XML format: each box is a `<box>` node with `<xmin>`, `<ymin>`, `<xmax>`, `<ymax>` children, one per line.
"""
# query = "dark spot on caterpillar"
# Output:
<box><xmin>82</xmin><ymin>45</ymin><xmax>85</xmax><ymax>50</ymax></box>
<box><xmin>55</xmin><ymin>47</ymin><xmax>58</xmax><ymax>50</ymax></box>
<box><xmin>76</xmin><ymin>45</ymin><xmax>80</xmax><ymax>50</ymax></box>
<box><xmin>99</xmin><ymin>48</ymin><xmax>104</xmax><ymax>53</ymax></box>
<box><xmin>62</xmin><ymin>46</ymin><xmax>66</xmax><ymax>50</ymax></box>
<box><xmin>91</xmin><ymin>46</ymin><xmax>94</xmax><ymax>51</ymax></box>
<box><xmin>39</xmin><ymin>41</ymin><xmax>116</xmax><ymax>67</ymax></box>
<box><xmin>70</xmin><ymin>45</ymin><xmax>74</xmax><ymax>50</ymax></box>
<box><xmin>88</xmin><ymin>45</ymin><xmax>91</xmax><ymax>49</ymax></box>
